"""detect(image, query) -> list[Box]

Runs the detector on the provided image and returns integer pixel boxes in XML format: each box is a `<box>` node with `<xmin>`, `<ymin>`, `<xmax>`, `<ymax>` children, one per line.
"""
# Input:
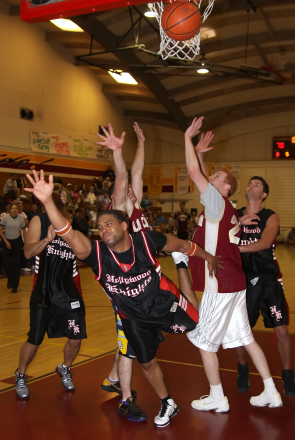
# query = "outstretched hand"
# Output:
<box><xmin>25</xmin><ymin>170</ymin><xmax>54</xmax><ymax>205</ymax></box>
<box><xmin>208</xmin><ymin>255</ymin><xmax>224</xmax><ymax>278</ymax></box>
<box><xmin>195</xmin><ymin>131</ymin><xmax>214</xmax><ymax>154</ymax></box>
<box><xmin>185</xmin><ymin>117</ymin><xmax>204</xmax><ymax>139</ymax></box>
<box><xmin>239</xmin><ymin>214</ymin><xmax>260</xmax><ymax>225</ymax></box>
<box><xmin>96</xmin><ymin>123</ymin><xmax>125</xmax><ymax>150</ymax></box>
<box><xmin>133</xmin><ymin>122</ymin><xmax>145</xmax><ymax>144</ymax></box>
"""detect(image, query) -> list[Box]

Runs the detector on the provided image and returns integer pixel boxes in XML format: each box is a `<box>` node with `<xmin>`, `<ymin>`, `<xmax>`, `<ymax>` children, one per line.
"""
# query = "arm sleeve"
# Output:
<box><xmin>200</xmin><ymin>184</ymin><xmax>225</xmax><ymax>221</ymax></box>
<box><xmin>20</xmin><ymin>217</ymin><xmax>26</xmax><ymax>229</ymax></box>
<box><xmin>72</xmin><ymin>215</ymin><xmax>90</xmax><ymax>237</ymax></box>
<box><xmin>82</xmin><ymin>240</ymin><xmax>99</xmax><ymax>276</ymax></box>
<box><xmin>145</xmin><ymin>231</ymin><xmax>167</xmax><ymax>253</ymax></box>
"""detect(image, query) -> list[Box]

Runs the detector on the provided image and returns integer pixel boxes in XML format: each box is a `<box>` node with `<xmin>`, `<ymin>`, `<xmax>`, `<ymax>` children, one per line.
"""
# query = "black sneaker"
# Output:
<box><xmin>282</xmin><ymin>369</ymin><xmax>295</xmax><ymax>396</ymax></box>
<box><xmin>118</xmin><ymin>397</ymin><xmax>147</xmax><ymax>422</ymax></box>
<box><xmin>237</xmin><ymin>363</ymin><xmax>250</xmax><ymax>392</ymax></box>
<box><xmin>7</xmin><ymin>282</ymin><xmax>11</xmax><ymax>289</ymax></box>
<box><xmin>101</xmin><ymin>377</ymin><xmax>137</xmax><ymax>397</ymax></box>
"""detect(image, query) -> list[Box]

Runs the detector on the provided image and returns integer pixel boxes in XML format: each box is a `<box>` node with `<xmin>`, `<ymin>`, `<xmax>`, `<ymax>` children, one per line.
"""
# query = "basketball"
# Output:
<box><xmin>161</xmin><ymin>1</ymin><xmax>201</xmax><ymax>41</ymax></box>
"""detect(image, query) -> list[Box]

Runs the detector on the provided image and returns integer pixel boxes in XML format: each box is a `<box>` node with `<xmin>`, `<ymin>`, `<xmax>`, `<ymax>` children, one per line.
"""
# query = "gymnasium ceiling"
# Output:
<box><xmin>5</xmin><ymin>0</ymin><xmax>295</xmax><ymax>132</ymax></box>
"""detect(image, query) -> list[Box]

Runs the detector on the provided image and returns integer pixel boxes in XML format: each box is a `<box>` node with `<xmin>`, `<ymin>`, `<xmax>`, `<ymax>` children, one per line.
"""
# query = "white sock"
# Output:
<box><xmin>210</xmin><ymin>383</ymin><xmax>225</xmax><ymax>401</ymax></box>
<box><xmin>263</xmin><ymin>377</ymin><xmax>277</xmax><ymax>395</ymax></box>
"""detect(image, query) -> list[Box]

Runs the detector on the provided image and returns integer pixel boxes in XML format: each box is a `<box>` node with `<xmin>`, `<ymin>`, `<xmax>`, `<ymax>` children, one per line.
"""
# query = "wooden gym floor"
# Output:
<box><xmin>0</xmin><ymin>244</ymin><xmax>295</xmax><ymax>439</ymax></box>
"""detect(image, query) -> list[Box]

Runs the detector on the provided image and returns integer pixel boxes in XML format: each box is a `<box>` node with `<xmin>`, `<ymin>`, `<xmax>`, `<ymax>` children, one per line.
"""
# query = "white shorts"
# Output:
<box><xmin>187</xmin><ymin>290</ymin><xmax>254</xmax><ymax>352</ymax></box>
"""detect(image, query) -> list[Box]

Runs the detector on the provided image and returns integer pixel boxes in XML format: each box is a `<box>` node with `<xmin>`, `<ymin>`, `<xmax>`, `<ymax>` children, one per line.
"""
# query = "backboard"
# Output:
<box><xmin>21</xmin><ymin>0</ymin><xmax>154</xmax><ymax>23</ymax></box>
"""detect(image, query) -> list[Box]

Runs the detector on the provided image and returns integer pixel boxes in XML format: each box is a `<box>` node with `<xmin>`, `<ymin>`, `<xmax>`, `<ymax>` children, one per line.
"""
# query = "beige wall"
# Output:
<box><xmin>0</xmin><ymin>10</ymin><xmax>137</xmax><ymax>165</ymax></box>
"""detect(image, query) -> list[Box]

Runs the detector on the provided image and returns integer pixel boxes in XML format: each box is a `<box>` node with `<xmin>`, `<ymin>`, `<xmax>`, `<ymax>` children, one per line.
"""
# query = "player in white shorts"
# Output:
<box><xmin>184</xmin><ymin>118</ymin><xmax>282</xmax><ymax>411</ymax></box>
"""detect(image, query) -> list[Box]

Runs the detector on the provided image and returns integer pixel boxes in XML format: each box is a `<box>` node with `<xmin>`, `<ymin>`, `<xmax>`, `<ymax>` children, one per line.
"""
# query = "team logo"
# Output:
<box><xmin>250</xmin><ymin>277</ymin><xmax>259</xmax><ymax>286</ymax></box>
<box><xmin>270</xmin><ymin>305</ymin><xmax>283</xmax><ymax>321</ymax></box>
<box><xmin>123</xmin><ymin>265</ymin><xmax>128</xmax><ymax>272</ymax></box>
<box><xmin>68</xmin><ymin>320</ymin><xmax>80</xmax><ymax>335</ymax></box>
<box><xmin>170</xmin><ymin>324</ymin><xmax>187</xmax><ymax>334</ymax></box>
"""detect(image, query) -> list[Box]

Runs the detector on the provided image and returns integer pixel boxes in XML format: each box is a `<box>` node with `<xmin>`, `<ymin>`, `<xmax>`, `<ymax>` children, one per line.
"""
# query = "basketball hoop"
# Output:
<box><xmin>148</xmin><ymin>0</ymin><xmax>215</xmax><ymax>60</ymax></box>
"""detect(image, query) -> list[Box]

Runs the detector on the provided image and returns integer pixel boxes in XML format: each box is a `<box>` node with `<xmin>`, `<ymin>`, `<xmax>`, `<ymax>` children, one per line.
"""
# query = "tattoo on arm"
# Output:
<box><xmin>29</xmin><ymin>239</ymin><xmax>47</xmax><ymax>258</ymax></box>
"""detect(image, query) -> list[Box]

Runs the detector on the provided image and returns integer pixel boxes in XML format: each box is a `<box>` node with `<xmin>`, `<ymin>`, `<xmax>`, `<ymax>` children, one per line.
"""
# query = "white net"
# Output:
<box><xmin>148</xmin><ymin>0</ymin><xmax>215</xmax><ymax>60</ymax></box>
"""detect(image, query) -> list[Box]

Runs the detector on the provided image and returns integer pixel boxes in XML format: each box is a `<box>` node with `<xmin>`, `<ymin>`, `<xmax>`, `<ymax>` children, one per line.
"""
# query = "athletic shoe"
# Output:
<box><xmin>21</xmin><ymin>268</ymin><xmax>31</xmax><ymax>272</ymax></box>
<box><xmin>56</xmin><ymin>364</ymin><xmax>75</xmax><ymax>391</ymax></box>
<box><xmin>171</xmin><ymin>251</ymin><xmax>189</xmax><ymax>267</ymax></box>
<box><xmin>250</xmin><ymin>391</ymin><xmax>283</xmax><ymax>408</ymax></box>
<box><xmin>154</xmin><ymin>398</ymin><xmax>179</xmax><ymax>427</ymax></box>
<box><xmin>15</xmin><ymin>370</ymin><xmax>30</xmax><ymax>399</ymax></box>
<box><xmin>282</xmin><ymin>369</ymin><xmax>295</xmax><ymax>396</ymax></box>
<box><xmin>191</xmin><ymin>393</ymin><xmax>229</xmax><ymax>412</ymax></box>
<box><xmin>118</xmin><ymin>397</ymin><xmax>147</xmax><ymax>422</ymax></box>
<box><xmin>11</xmin><ymin>289</ymin><xmax>17</xmax><ymax>293</ymax></box>
<box><xmin>101</xmin><ymin>376</ymin><xmax>137</xmax><ymax>397</ymax></box>
<box><xmin>7</xmin><ymin>282</ymin><xmax>11</xmax><ymax>289</ymax></box>
<box><xmin>237</xmin><ymin>363</ymin><xmax>250</xmax><ymax>392</ymax></box>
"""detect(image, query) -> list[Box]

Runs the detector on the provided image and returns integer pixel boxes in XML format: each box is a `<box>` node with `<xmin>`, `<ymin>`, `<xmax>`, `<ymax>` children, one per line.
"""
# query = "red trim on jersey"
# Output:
<box><xmin>108</xmin><ymin>235</ymin><xmax>135</xmax><ymax>273</ymax></box>
<box><xmin>73</xmin><ymin>274</ymin><xmax>84</xmax><ymax>299</ymax></box>
<box><xmin>106</xmin><ymin>203</ymin><xmax>112</xmax><ymax>210</ymax></box>
<box><xmin>140</xmin><ymin>231</ymin><xmax>155</xmax><ymax>265</ymax></box>
<box><xmin>31</xmin><ymin>272</ymin><xmax>38</xmax><ymax>294</ymax></box>
<box><xmin>95</xmin><ymin>240</ymin><xmax>102</xmax><ymax>280</ymax></box>
<box><xmin>118</xmin><ymin>309</ymin><xmax>127</xmax><ymax>319</ymax></box>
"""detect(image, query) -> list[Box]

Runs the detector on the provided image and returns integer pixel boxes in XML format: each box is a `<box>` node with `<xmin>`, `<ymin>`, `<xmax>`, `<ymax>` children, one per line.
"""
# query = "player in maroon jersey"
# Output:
<box><xmin>174</xmin><ymin>202</ymin><xmax>191</xmax><ymax>240</ymax></box>
<box><xmin>96</xmin><ymin>122</ymin><xmax>150</xmax><ymax>421</ymax></box>
<box><xmin>184</xmin><ymin>117</ymin><xmax>282</xmax><ymax>411</ymax></box>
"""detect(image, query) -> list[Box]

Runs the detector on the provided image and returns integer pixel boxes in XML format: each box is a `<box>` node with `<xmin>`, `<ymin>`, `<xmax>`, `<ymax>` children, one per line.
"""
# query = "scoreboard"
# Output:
<box><xmin>273</xmin><ymin>136</ymin><xmax>295</xmax><ymax>160</ymax></box>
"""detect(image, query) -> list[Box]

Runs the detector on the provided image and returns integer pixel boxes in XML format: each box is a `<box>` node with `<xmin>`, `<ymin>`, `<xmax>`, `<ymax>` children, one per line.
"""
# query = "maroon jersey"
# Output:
<box><xmin>189</xmin><ymin>187</ymin><xmax>246</xmax><ymax>293</ymax></box>
<box><xmin>175</xmin><ymin>210</ymin><xmax>190</xmax><ymax>233</ymax></box>
<box><xmin>129</xmin><ymin>203</ymin><xmax>149</xmax><ymax>233</ymax></box>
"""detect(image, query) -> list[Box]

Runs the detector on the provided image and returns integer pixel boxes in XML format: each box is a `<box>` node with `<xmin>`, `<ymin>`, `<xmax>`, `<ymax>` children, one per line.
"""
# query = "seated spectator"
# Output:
<box><xmin>93</xmin><ymin>176</ymin><xmax>103</xmax><ymax>193</ymax></box>
<box><xmin>26</xmin><ymin>203</ymin><xmax>38</xmax><ymax>222</ymax></box>
<box><xmin>85</xmin><ymin>186</ymin><xmax>96</xmax><ymax>205</ymax></box>
<box><xmin>159</xmin><ymin>222</ymin><xmax>168</xmax><ymax>234</ymax></box>
<box><xmin>66</xmin><ymin>183</ymin><xmax>73</xmax><ymax>202</ymax></box>
<box><xmin>38</xmin><ymin>205</ymin><xmax>45</xmax><ymax>214</ymax></box>
<box><xmin>75</xmin><ymin>208</ymin><xmax>83</xmax><ymax>219</ymax></box>
<box><xmin>72</xmin><ymin>185</ymin><xmax>79</xmax><ymax>199</ymax></box>
<box><xmin>78</xmin><ymin>195</ymin><xmax>85</xmax><ymax>208</ymax></box>
<box><xmin>100</xmin><ymin>180</ymin><xmax>110</xmax><ymax>195</ymax></box>
<box><xmin>17</xmin><ymin>174</ymin><xmax>29</xmax><ymax>199</ymax></box>
<box><xmin>102</xmin><ymin>176</ymin><xmax>111</xmax><ymax>189</ymax></box>
<box><xmin>97</xmin><ymin>191</ymin><xmax>111</xmax><ymax>208</ymax></box>
<box><xmin>3</xmin><ymin>173</ymin><xmax>20</xmax><ymax>199</ymax></box>
<box><xmin>167</xmin><ymin>219</ymin><xmax>176</xmax><ymax>235</ymax></box>
<box><xmin>141</xmin><ymin>193</ymin><xmax>152</xmax><ymax>211</ymax></box>
<box><xmin>156</xmin><ymin>209</ymin><xmax>167</xmax><ymax>226</ymax></box>
<box><xmin>147</xmin><ymin>214</ymin><xmax>155</xmax><ymax>231</ymax></box>
<box><xmin>0</xmin><ymin>203</ymin><xmax>11</xmax><ymax>220</ymax></box>
<box><xmin>104</xmin><ymin>165</ymin><xmax>115</xmax><ymax>183</ymax></box>
<box><xmin>84</xmin><ymin>202</ymin><xmax>91</xmax><ymax>214</ymax></box>
<box><xmin>89</xmin><ymin>207</ymin><xmax>98</xmax><ymax>228</ymax></box>
<box><xmin>67</xmin><ymin>197</ymin><xmax>79</xmax><ymax>213</ymax></box>
<box><xmin>286</xmin><ymin>227</ymin><xmax>295</xmax><ymax>244</ymax></box>
<box><xmin>79</xmin><ymin>184</ymin><xmax>87</xmax><ymax>197</ymax></box>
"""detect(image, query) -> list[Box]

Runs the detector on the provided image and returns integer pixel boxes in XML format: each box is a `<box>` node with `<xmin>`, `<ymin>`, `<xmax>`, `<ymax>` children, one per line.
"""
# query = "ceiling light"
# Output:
<box><xmin>50</xmin><ymin>19</ymin><xmax>84</xmax><ymax>32</ymax></box>
<box><xmin>144</xmin><ymin>11</ymin><xmax>157</xmax><ymax>18</ymax></box>
<box><xmin>108</xmin><ymin>70</ymin><xmax>138</xmax><ymax>85</ymax></box>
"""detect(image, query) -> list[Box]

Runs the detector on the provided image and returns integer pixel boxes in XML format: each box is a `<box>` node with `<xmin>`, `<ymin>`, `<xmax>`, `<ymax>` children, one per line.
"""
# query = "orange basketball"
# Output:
<box><xmin>161</xmin><ymin>1</ymin><xmax>201</xmax><ymax>41</ymax></box>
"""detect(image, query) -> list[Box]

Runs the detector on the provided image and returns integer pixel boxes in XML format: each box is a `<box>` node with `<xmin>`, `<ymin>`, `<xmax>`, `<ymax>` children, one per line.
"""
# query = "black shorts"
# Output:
<box><xmin>177</xmin><ymin>231</ymin><xmax>189</xmax><ymax>240</ymax></box>
<box><xmin>27</xmin><ymin>302</ymin><xmax>87</xmax><ymax>345</ymax></box>
<box><xmin>246</xmin><ymin>276</ymin><xmax>289</xmax><ymax>329</ymax></box>
<box><xmin>121</xmin><ymin>297</ymin><xmax>198</xmax><ymax>364</ymax></box>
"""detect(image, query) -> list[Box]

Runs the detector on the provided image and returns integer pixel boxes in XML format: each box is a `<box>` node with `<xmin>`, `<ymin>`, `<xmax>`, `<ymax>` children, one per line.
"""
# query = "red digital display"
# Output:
<box><xmin>21</xmin><ymin>0</ymin><xmax>151</xmax><ymax>23</ymax></box>
<box><xmin>275</xmin><ymin>152</ymin><xmax>280</xmax><ymax>158</ymax></box>
<box><xmin>273</xmin><ymin>136</ymin><xmax>295</xmax><ymax>160</ymax></box>
<box><xmin>277</xmin><ymin>142</ymin><xmax>285</xmax><ymax>149</ymax></box>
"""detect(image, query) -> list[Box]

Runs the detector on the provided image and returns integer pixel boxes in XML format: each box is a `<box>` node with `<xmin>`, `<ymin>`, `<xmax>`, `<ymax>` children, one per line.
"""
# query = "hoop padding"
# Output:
<box><xmin>148</xmin><ymin>0</ymin><xmax>215</xmax><ymax>60</ymax></box>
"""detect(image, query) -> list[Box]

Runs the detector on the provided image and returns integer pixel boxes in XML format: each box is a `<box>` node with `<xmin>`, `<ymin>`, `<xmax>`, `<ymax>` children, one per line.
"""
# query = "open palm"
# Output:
<box><xmin>185</xmin><ymin>117</ymin><xmax>204</xmax><ymax>138</ymax></box>
<box><xmin>96</xmin><ymin>123</ymin><xmax>125</xmax><ymax>150</ymax></box>
<box><xmin>25</xmin><ymin>170</ymin><xmax>54</xmax><ymax>204</ymax></box>
<box><xmin>134</xmin><ymin>122</ymin><xmax>145</xmax><ymax>144</ymax></box>
<box><xmin>195</xmin><ymin>131</ymin><xmax>214</xmax><ymax>154</ymax></box>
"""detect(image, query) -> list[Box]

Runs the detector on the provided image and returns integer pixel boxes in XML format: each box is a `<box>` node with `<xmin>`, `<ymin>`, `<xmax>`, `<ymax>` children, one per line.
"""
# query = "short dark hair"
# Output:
<box><xmin>53</xmin><ymin>177</ymin><xmax>63</xmax><ymax>185</ymax></box>
<box><xmin>108</xmin><ymin>183</ymin><xmax>114</xmax><ymax>199</ymax></box>
<box><xmin>97</xmin><ymin>209</ymin><xmax>127</xmax><ymax>224</ymax></box>
<box><xmin>249</xmin><ymin>176</ymin><xmax>269</xmax><ymax>200</ymax></box>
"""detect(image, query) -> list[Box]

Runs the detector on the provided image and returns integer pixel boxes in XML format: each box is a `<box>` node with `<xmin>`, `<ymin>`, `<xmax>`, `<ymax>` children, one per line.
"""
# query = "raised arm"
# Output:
<box><xmin>195</xmin><ymin>131</ymin><xmax>214</xmax><ymax>177</ymax></box>
<box><xmin>25</xmin><ymin>171</ymin><xmax>91</xmax><ymax>261</ymax></box>
<box><xmin>97</xmin><ymin>123</ymin><xmax>127</xmax><ymax>211</ymax></box>
<box><xmin>185</xmin><ymin>117</ymin><xmax>208</xmax><ymax>195</ymax></box>
<box><xmin>131</xmin><ymin>122</ymin><xmax>145</xmax><ymax>203</ymax></box>
<box><xmin>239</xmin><ymin>214</ymin><xmax>280</xmax><ymax>253</ymax></box>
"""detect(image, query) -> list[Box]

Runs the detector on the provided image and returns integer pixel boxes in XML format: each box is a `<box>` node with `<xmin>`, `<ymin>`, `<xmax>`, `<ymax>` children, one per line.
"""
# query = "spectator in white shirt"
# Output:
<box><xmin>85</xmin><ymin>186</ymin><xmax>96</xmax><ymax>206</ymax></box>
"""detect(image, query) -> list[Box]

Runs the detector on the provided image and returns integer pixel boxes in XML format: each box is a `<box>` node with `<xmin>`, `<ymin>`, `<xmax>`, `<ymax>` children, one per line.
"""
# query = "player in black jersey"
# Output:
<box><xmin>14</xmin><ymin>178</ymin><xmax>89</xmax><ymax>400</ymax></box>
<box><xmin>236</xmin><ymin>176</ymin><xmax>295</xmax><ymax>398</ymax></box>
<box><xmin>25</xmin><ymin>170</ymin><xmax>221</xmax><ymax>428</ymax></box>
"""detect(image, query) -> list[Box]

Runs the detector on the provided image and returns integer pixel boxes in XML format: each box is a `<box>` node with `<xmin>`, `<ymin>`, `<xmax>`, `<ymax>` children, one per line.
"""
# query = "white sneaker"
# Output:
<box><xmin>171</xmin><ymin>251</ymin><xmax>189</xmax><ymax>267</ymax></box>
<box><xmin>191</xmin><ymin>393</ymin><xmax>229</xmax><ymax>412</ymax></box>
<box><xmin>154</xmin><ymin>398</ymin><xmax>179</xmax><ymax>427</ymax></box>
<box><xmin>250</xmin><ymin>391</ymin><xmax>283</xmax><ymax>408</ymax></box>
<box><xmin>21</xmin><ymin>268</ymin><xmax>31</xmax><ymax>272</ymax></box>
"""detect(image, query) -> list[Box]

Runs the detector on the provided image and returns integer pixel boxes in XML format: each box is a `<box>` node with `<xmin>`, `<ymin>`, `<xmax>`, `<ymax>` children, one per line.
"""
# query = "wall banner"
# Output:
<box><xmin>148</xmin><ymin>166</ymin><xmax>163</xmax><ymax>195</ymax></box>
<box><xmin>177</xmin><ymin>166</ymin><xmax>189</xmax><ymax>195</ymax></box>
<box><xmin>30</xmin><ymin>132</ymin><xmax>111</xmax><ymax>161</ymax></box>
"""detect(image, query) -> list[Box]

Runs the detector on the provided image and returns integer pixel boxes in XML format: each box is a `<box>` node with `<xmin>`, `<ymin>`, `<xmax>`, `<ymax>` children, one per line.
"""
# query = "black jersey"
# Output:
<box><xmin>85</xmin><ymin>231</ymin><xmax>186</xmax><ymax>324</ymax></box>
<box><xmin>238</xmin><ymin>207</ymin><xmax>279</xmax><ymax>279</ymax></box>
<box><xmin>30</xmin><ymin>212</ymin><xmax>89</xmax><ymax>308</ymax></box>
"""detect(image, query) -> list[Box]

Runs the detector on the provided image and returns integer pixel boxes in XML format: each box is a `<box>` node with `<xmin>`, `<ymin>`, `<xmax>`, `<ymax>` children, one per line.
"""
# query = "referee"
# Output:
<box><xmin>0</xmin><ymin>203</ymin><xmax>26</xmax><ymax>293</ymax></box>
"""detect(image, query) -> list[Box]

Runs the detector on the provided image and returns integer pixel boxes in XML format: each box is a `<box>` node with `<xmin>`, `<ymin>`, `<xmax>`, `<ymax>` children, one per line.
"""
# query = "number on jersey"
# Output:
<box><xmin>229</xmin><ymin>215</ymin><xmax>240</xmax><ymax>244</ymax></box>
